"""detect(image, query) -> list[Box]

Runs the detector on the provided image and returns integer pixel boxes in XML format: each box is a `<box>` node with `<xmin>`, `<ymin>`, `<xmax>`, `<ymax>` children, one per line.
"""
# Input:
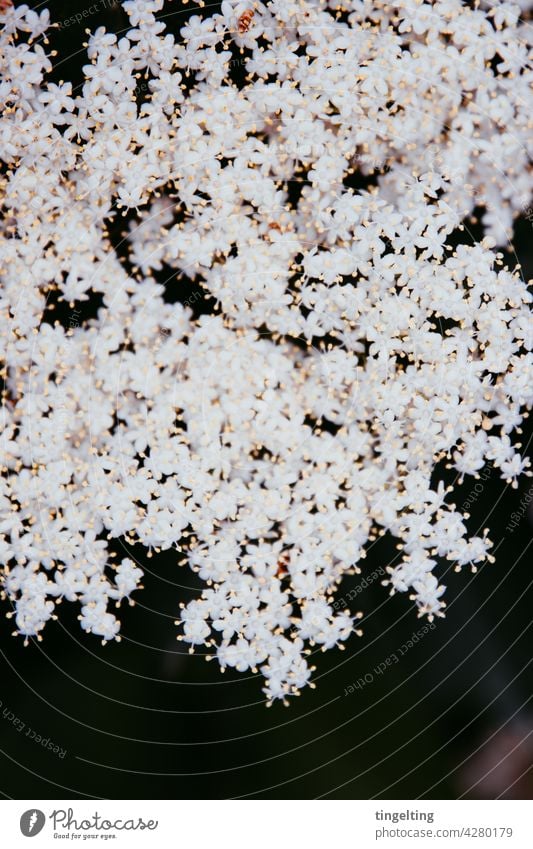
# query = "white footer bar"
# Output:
<box><xmin>2</xmin><ymin>799</ymin><xmax>531</xmax><ymax>848</ymax></box>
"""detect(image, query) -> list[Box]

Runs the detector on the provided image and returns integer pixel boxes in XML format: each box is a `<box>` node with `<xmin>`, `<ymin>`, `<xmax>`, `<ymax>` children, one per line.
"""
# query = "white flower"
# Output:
<box><xmin>0</xmin><ymin>0</ymin><xmax>531</xmax><ymax>701</ymax></box>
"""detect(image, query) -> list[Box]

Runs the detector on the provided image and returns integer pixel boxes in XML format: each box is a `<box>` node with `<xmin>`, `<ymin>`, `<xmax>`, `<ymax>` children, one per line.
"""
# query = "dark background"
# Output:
<box><xmin>1</xmin><ymin>0</ymin><xmax>532</xmax><ymax>800</ymax></box>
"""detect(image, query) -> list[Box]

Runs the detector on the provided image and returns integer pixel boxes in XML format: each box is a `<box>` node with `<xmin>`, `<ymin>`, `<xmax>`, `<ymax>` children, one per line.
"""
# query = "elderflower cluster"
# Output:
<box><xmin>0</xmin><ymin>0</ymin><xmax>532</xmax><ymax>703</ymax></box>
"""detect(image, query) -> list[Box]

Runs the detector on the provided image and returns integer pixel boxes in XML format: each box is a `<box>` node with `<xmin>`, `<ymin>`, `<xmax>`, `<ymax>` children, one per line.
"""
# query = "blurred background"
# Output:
<box><xmin>1</xmin><ymin>0</ymin><xmax>532</xmax><ymax>800</ymax></box>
